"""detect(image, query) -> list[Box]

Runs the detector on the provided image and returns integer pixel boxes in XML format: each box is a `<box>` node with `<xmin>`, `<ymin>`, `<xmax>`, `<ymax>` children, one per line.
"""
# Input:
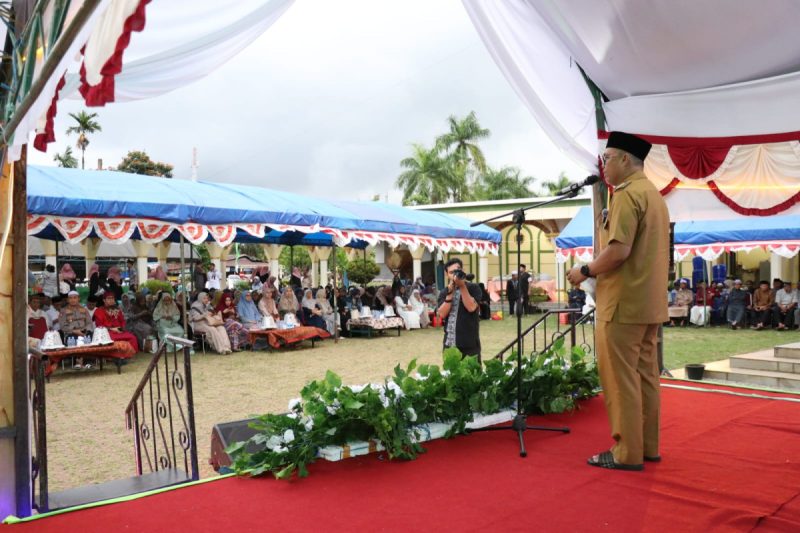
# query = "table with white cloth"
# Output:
<box><xmin>348</xmin><ymin>316</ymin><xmax>405</xmax><ymax>338</ymax></box>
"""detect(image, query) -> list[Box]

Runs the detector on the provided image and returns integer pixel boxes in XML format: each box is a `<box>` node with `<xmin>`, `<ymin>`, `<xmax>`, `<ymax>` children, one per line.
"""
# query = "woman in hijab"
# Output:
<box><xmin>393</xmin><ymin>286</ymin><xmax>420</xmax><ymax>330</ymax></box>
<box><xmin>278</xmin><ymin>287</ymin><xmax>300</xmax><ymax>315</ymax></box>
<box><xmin>259</xmin><ymin>287</ymin><xmax>281</xmax><ymax>320</ymax></box>
<box><xmin>375</xmin><ymin>286</ymin><xmax>391</xmax><ymax>308</ymax></box>
<box><xmin>94</xmin><ymin>291</ymin><xmax>140</xmax><ymax>354</ymax></box>
<box><xmin>59</xmin><ymin>263</ymin><xmax>77</xmax><ymax>292</ymax></box>
<box><xmin>150</xmin><ymin>265</ymin><xmax>168</xmax><ymax>282</ymax></box>
<box><xmin>237</xmin><ymin>290</ymin><xmax>263</xmax><ymax>329</ymax></box>
<box><xmin>409</xmin><ymin>289</ymin><xmax>430</xmax><ymax>328</ymax></box>
<box><xmin>215</xmin><ymin>293</ymin><xmax>250</xmax><ymax>351</ymax></box>
<box><xmin>106</xmin><ymin>265</ymin><xmax>124</xmax><ymax>301</ymax></box>
<box><xmin>301</xmin><ymin>289</ymin><xmax>326</xmax><ymax>329</ymax></box>
<box><xmin>290</xmin><ymin>266</ymin><xmax>302</xmax><ymax>289</ymax></box>
<box><xmin>88</xmin><ymin>263</ymin><xmax>107</xmax><ymax>303</ymax></box>
<box><xmin>120</xmin><ymin>293</ymin><xmax>133</xmax><ymax>319</ymax></box>
<box><xmin>190</xmin><ymin>292</ymin><xmax>231</xmax><ymax>354</ymax></box>
<box><xmin>315</xmin><ymin>287</ymin><xmax>336</xmax><ymax>334</ymax></box>
<box><xmin>153</xmin><ymin>293</ymin><xmax>187</xmax><ymax>350</ymax></box>
<box><xmin>127</xmin><ymin>292</ymin><xmax>156</xmax><ymax>350</ymax></box>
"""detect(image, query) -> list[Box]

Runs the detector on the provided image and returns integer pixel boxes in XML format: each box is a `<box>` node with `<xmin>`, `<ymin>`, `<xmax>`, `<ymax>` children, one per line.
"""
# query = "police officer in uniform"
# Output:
<box><xmin>567</xmin><ymin>131</ymin><xmax>669</xmax><ymax>471</ymax></box>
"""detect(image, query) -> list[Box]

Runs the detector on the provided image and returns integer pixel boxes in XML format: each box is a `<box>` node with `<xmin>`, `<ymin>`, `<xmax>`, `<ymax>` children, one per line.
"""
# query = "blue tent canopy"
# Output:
<box><xmin>555</xmin><ymin>206</ymin><xmax>800</xmax><ymax>249</ymax></box>
<box><xmin>27</xmin><ymin>166</ymin><xmax>500</xmax><ymax>249</ymax></box>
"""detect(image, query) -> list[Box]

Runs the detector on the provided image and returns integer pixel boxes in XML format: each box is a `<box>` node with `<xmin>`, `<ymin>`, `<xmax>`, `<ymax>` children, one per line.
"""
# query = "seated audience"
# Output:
<box><xmin>316</xmin><ymin>288</ymin><xmax>336</xmax><ymax>334</ymax></box>
<box><xmin>409</xmin><ymin>289</ymin><xmax>430</xmax><ymax>328</ymax></box>
<box><xmin>237</xmin><ymin>290</ymin><xmax>263</xmax><ymax>329</ymax></box>
<box><xmin>259</xmin><ymin>287</ymin><xmax>281</xmax><ymax>321</ymax></box>
<box><xmin>153</xmin><ymin>293</ymin><xmax>187</xmax><ymax>350</ymax></box>
<box><xmin>216</xmin><ymin>293</ymin><xmax>250</xmax><ymax>351</ymax></box>
<box><xmin>190</xmin><ymin>292</ymin><xmax>231</xmax><ymax>354</ymax></box>
<box><xmin>393</xmin><ymin>286</ymin><xmax>420</xmax><ymax>330</ymax></box>
<box><xmin>301</xmin><ymin>289</ymin><xmax>327</xmax><ymax>330</ymax></box>
<box><xmin>773</xmin><ymin>280</ymin><xmax>797</xmax><ymax>330</ymax></box>
<box><xmin>689</xmin><ymin>281</ymin><xmax>714</xmax><ymax>326</ymax></box>
<box><xmin>278</xmin><ymin>286</ymin><xmax>300</xmax><ymax>316</ymax></box>
<box><xmin>726</xmin><ymin>279</ymin><xmax>749</xmax><ymax>329</ymax></box>
<box><xmin>751</xmin><ymin>280</ymin><xmax>775</xmax><ymax>330</ymax></box>
<box><xmin>94</xmin><ymin>291</ymin><xmax>140</xmax><ymax>352</ymax></box>
<box><xmin>127</xmin><ymin>292</ymin><xmax>156</xmax><ymax>350</ymax></box>
<box><xmin>60</xmin><ymin>290</ymin><xmax>92</xmax><ymax>342</ymax></box>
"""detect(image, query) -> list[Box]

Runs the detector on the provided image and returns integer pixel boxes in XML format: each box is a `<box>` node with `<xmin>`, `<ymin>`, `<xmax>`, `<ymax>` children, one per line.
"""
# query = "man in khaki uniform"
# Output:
<box><xmin>567</xmin><ymin>131</ymin><xmax>669</xmax><ymax>471</ymax></box>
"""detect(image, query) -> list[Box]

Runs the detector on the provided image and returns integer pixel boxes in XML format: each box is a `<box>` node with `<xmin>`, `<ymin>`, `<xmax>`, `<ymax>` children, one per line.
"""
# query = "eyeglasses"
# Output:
<box><xmin>601</xmin><ymin>153</ymin><xmax>618</xmax><ymax>164</ymax></box>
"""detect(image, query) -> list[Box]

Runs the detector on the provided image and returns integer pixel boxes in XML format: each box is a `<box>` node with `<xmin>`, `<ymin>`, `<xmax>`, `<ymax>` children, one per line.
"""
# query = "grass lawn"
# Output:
<box><xmin>42</xmin><ymin>315</ymin><xmax>796</xmax><ymax>493</ymax></box>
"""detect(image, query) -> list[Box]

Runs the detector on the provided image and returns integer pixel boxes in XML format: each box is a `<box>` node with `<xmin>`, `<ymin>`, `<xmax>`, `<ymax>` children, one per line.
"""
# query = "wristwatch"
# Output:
<box><xmin>580</xmin><ymin>264</ymin><xmax>593</xmax><ymax>278</ymax></box>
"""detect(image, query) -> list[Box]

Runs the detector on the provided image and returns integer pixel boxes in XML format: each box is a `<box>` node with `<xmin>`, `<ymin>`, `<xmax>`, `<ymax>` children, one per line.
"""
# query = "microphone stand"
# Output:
<box><xmin>468</xmin><ymin>190</ymin><xmax>581</xmax><ymax>457</ymax></box>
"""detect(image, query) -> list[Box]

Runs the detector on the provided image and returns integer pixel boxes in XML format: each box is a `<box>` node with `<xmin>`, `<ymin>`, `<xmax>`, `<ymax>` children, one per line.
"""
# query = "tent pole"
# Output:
<box><xmin>332</xmin><ymin>242</ymin><xmax>338</xmax><ymax>343</ymax></box>
<box><xmin>180</xmin><ymin>235</ymin><xmax>187</xmax><ymax>338</ymax></box>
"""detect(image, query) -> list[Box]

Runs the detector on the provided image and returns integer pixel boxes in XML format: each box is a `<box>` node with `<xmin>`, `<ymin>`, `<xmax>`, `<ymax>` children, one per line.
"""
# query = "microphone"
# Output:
<box><xmin>556</xmin><ymin>175</ymin><xmax>600</xmax><ymax>196</ymax></box>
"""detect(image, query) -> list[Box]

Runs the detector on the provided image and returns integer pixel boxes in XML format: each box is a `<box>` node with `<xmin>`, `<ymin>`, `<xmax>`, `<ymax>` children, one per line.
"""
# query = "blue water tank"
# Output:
<box><xmin>712</xmin><ymin>264</ymin><xmax>727</xmax><ymax>284</ymax></box>
<box><xmin>692</xmin><ymin>256</ymin><xmax>705</xmax><ymax>271</ymax></box>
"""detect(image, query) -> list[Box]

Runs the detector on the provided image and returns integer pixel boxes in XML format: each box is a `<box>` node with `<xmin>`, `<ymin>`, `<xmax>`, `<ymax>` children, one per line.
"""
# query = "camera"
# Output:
<box><xmin>452</xmin><ymin>269</ymin><xmax>466</xmax><ymax>280</ymax></box>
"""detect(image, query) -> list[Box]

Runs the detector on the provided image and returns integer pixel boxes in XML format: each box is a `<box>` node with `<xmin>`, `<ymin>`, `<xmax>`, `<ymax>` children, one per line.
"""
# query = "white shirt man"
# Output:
<box><xmin>206</xmin><ymin>265</ymin><xmax>221</xmax><ymax>291</ymax></box>
<box><xmin>774</xmin><ymin>281</ymin><xmax>798</xmax><ymax>330</ymax></box>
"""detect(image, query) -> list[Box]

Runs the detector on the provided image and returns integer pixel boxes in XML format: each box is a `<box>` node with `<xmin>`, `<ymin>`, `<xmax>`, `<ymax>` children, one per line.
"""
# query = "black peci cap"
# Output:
<box><xmin>606</xmin><ymin>131</ymin><xmax>652</xmax><ymax>161</ymax></box>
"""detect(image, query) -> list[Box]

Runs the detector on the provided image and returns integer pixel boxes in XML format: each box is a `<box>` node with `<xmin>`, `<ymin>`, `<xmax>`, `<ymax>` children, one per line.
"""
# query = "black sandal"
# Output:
<box><xmin>644</xmin><ymin>455</ymin><xmax>661</xmax><ymax>462</ymax></box>
<box><xmin>587</xmin><ymin>451</ymin><xmax>643</xmax><ymax>471</ymax></box>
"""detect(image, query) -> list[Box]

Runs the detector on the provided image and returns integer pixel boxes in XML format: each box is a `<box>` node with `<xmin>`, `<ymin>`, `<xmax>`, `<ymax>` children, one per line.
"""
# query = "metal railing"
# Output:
<box><xmin>125</xmin><ymin>336</ymin><xmax>199</xmax><ymax>481</ymax></box>
<box><xmin>495</xmin><ymin>308</ymin><xmax>596</xmax><ymax>361</ymax></box>
<box><xmin>28</xmin><ymin>348</ymin><xmax>48</xmax><ymax>513</ymax></box>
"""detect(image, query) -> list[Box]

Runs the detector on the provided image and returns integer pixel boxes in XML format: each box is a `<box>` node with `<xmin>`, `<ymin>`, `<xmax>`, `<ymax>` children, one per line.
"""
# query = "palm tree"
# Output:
<box><xmin>396</xmin><ymin>144</ymin><xmax>456</xmax><ymax>205</ymax></box>
<box><xmin>435</xmin><ymin>111</ymin><xmax>490</xmax><ymax>174</ymax></box>
<box><xmin>475</xmin><ymin>166</ymin><xmax>536</xmax><ymax>200</ymax></box>
<box><xmin>65</xmin><ymin>111</ymin><xmax>102</xmax><ymax>169</ymax></box>
<box><xmin>540</xmin><ymin>172</ymin><xmax>572</xmax><ymax>196</ymax></box>
<box><xmin>53</xmin><ymin>146</ymin><xmax>78</xmax><ymax>168</ymax></box>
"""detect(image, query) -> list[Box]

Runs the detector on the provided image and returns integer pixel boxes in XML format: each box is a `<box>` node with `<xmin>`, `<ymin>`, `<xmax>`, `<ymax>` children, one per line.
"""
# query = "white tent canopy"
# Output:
<box><xmin>463</xmin><ymin>0</ymin><xmax>800</xmax><ymax>221</ymax></box>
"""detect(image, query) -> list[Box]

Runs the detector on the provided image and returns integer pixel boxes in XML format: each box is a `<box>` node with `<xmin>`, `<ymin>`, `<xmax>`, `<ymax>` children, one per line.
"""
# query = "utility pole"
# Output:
<box><xmin>191</xmin><ymin>147</ymin><xmax>199</xmax><ymax>181</ymax></box>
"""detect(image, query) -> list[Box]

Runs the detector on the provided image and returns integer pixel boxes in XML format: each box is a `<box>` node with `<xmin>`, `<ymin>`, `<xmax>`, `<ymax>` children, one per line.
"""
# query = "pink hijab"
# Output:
<box><xmin>60</xmin><ymin>263</ymin><xmax>76</xmax><ymax>281</ymax></box>
<box><xmin>107</xmin><ymin>266</ymin><xmax>122</xmax><ymax>284</ymax></box>
<box><xmin>89</xmin><ymin>263</ymin><xmax>100</xmax><ymax>277</ymax></box>
<box><xmin>151</xmin><ymin>265</ymin><xmax>167</xmax><ymax>281</ymax></box>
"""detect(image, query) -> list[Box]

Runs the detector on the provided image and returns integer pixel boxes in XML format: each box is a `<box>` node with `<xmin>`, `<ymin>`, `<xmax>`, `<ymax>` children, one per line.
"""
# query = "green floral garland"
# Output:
<box><xmin>226</xmin><ymin>339</ymin><xmax>599</xmax><ymax>479</ymax></box>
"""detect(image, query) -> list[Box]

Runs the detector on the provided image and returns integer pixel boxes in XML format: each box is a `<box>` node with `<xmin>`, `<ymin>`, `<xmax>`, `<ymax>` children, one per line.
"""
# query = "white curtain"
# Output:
<box><xmin>461</xmin><ymin>0</ymin><xmax>800</xmax><ymax>187</ymax></box>
<box><xmin>461</xmin><ymin>0</ymin><xmax>598</xmax><ymax>171</ymax></box>
<box><xmin>10</xmin><ymin>0</ymin><xmax>295</xmax><ymax>162</ymax></box>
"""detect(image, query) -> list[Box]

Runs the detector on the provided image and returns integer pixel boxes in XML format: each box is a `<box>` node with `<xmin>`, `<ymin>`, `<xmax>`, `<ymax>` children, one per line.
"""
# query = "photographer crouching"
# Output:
<box><xmin>437</xmin><ymin>258</ymin><xmax>482</xmax><ymax>362</ymax></box>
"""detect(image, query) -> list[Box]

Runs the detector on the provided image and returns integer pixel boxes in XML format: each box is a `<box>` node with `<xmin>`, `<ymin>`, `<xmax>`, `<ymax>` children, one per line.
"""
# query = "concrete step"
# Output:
<box><xmin>730</xmin><ymin>350</ymin><xmax>800</xmax><ymax>374</ymax></box>
<box><xmin>47</xmin><ymin>468</ymin><xmax>191</xmax><ymax>512</ymax></box>
<box><xmin>700</xmin><ymin>359</ymin><xmax>800</xmax><ymax>391</ymax></box>
<box><xmin>775</xmin><ymin>342</ymin><xmax>800</xmax><ymax>360</ymax></box>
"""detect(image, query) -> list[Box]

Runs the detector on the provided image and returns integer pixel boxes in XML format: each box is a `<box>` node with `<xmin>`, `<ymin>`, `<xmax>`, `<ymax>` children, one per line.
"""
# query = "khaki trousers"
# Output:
<box><xmin>595</xmin><ymin>319</ymin><xmax>660</xmax><ymax>464</ymax></box>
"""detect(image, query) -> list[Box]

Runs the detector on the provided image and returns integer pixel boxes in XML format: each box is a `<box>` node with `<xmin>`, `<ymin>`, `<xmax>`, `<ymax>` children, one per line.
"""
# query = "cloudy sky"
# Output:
<box><xmin>30</xmin><ymin>0</ymin><xmax>586</xmax><ymax>203</ymax></box>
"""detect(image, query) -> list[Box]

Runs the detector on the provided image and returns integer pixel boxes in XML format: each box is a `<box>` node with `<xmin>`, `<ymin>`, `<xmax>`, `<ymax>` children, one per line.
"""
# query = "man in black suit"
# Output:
<box><xmin>519</xmin><ymin>264</ymin><xmax>532</xmax><ymax>314</ymax></box>
<box><xmin>506</xmin><ymin>271</ymin><xmax>520</xmax><ymax>316</ymax></box>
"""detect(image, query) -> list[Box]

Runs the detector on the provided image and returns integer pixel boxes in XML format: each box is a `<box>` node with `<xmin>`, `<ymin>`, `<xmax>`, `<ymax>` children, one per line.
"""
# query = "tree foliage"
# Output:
<box><xmin>540</xmin><ymin>172</ymin><xmax>572</xmax><ymax>196</ymax></box>
<box><xmin>396</xmin><ymin>111</ymin><xmax>568</xmax><ymax>205</ymax></box>
<box><xmin>279</xmin><ymin>245</ymin><xmax>311</xmax><ymax>274</ymax></box>
<box><xmin>117</xmin><ymin>150</ymin><xmax>174</xmax><ymax>178</ymax></box>
<box><xmin>473</xmin><ymin>166</ymin><xmax>535</xmax><ymax>201</ymax></box>
<box><xmin>65</xmin><ymin>110</ymin><xmax>101</xmax><ymax>169</ymax></box>
<box><xmin>53</xmin><ymin>146</ymin><xmax>78</xmax><ymax>168</ymax></box>
<box><xmin>346</xmin><ymin>254</ymin><xmax>380</xmax><ymax>286</ymax></box>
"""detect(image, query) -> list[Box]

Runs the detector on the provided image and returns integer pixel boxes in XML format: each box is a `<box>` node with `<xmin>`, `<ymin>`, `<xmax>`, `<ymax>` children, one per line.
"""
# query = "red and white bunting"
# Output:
<box><xmin>26</xmin><ymin>214</ymin><xmax>50</xmax><ymax>235</ymax></box>
<box><xmin>51</xmin><ymin>217</ymin><xmax>94</xmax><ymax>244</ymax></box>
<box><xmin>137</xmin><ymin>221</ymin><xmax>176</xmax><ymax>243</ymax></box>
<box><xmin>96</xmin><ymin>220</ymin><xmax>137</xmax><ymax>243</ymax></box>
<box><xmin>26</xmin><ymin>214</ymin><xmax>500</xmax><ymax>253</ymax></box>
<box><xmin>177</xmin><ymin>223</ymin><xmax>209</xmax><ymax>245</ymax></box>
<box><xmin>237</xmin><ymin>223</ymin><xmax>266</xmax><ymax>239</ymax></box>
<box><xmin>207</xmin><ymin>225</ymin><xmax>236</xmax><ymax>247</ymax></box>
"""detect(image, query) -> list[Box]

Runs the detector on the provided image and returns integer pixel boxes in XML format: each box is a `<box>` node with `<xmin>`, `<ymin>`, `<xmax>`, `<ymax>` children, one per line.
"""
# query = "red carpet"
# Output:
<box><xmin>6</xmin><ymin>384</ymin><xmax>800</xmax><ymax>532</ymax></box>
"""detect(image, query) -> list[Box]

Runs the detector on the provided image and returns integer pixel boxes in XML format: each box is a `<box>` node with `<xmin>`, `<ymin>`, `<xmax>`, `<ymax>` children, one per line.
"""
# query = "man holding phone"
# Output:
<box><xmin>437</xmin><ymin>258</ymin><xmax>482</xmax><ymax>361</ymax></box>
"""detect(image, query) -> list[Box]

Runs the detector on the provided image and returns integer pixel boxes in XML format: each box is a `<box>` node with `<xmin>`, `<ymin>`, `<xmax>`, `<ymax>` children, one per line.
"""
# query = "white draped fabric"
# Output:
<box><xmin>462</xmin><ymin>0</ymin><xmax>800</xmax><ymax>220</ymax></box>
<box><xmin>10</xmin><ymin>0</ymin><xmax>295</xmax><ymax>162</ymax></box>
